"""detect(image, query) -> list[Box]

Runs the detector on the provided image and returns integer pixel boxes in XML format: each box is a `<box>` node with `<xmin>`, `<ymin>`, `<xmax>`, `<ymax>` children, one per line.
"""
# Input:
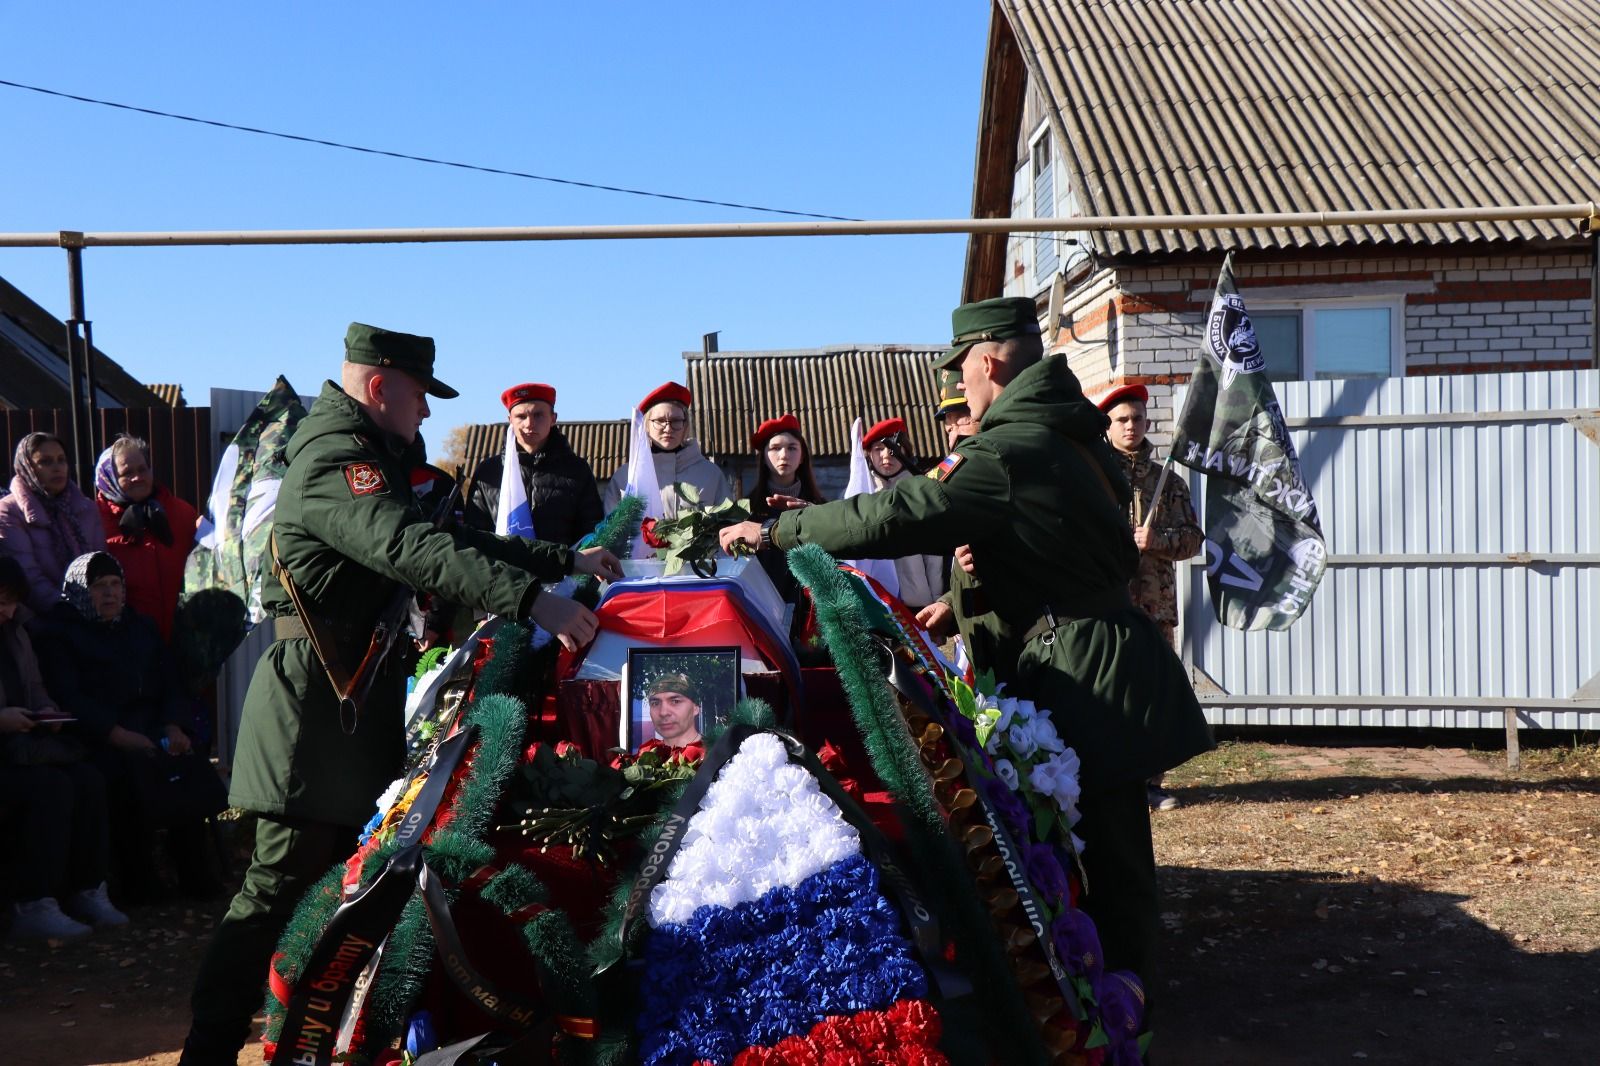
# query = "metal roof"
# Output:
<box><xmin>999</xmin><ymin>0</ymin><xmax>1600</xmax><ymax>256</ymax></box>
<box><xmin>683</xmin><ymin>345</ymin><xmax>948</xmax><ymax>463</ymax></box>
<box><xmin>456</xmin><ymin>420</ymin><xmax>630</xmax><ymax>486</ymax></box>
<box><xmin>0</xmin><ymin>273</ymin><xmax>162</xmax><ymax>410</ymax></box>
<box><xmin>145</xmin><ymin>383</ymin><xmax>184</xmax><ymax>407</ymax></box>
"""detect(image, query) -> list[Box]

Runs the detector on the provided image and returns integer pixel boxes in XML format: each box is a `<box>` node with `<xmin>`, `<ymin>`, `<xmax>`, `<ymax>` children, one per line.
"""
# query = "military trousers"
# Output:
<box><xmin>181</xmin><ymin>814</ymin><xmax>357</xmax><ymax>1066</ymax></box>
<box><xmin>1073</xmin><ymin>779</ymin><xmax>1159</xmax><ymax>1028</ymax></box>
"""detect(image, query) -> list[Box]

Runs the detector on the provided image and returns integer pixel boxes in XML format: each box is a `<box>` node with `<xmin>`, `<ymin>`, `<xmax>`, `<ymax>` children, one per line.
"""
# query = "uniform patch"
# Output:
<box><xmin>928</xmin><ymin>452</ymin><xmax>966</xmax><ymax>482</ymax></box>
<box><xmin>344</xmin><ymin>462</ymin><xmax>387</xmax><ymax>497</ymax></box>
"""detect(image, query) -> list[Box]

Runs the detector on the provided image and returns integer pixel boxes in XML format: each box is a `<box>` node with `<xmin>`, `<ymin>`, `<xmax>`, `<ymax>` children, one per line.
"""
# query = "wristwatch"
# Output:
<box><xmin>758</xmin><ymin>516</ymin><xmax>780</xmax><ymax>550</ymax></box>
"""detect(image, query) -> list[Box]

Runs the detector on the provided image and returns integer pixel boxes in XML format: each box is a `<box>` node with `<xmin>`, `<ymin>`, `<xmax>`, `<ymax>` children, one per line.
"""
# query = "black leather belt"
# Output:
<box><xmin>1022</xmin><ymin>586</ymin><xmax>1133</xmax><ymax>645</ymax></box>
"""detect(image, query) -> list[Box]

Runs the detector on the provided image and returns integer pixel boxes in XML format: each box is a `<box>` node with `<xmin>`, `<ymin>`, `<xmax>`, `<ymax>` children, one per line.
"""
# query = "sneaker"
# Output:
<box><xmin>1147</xmin><ymin>786</ymin><xmax>1180</xmax><ymax>812</ymax></box>
<box><xmin>64</xmin><ymin>882</ymin><xmax>129</xmax><ymax>928</ymax></box>
<box><xmin>11</xmin><ymin>897</ymin><xmax>92</xmax><ymax>940</ymax></box>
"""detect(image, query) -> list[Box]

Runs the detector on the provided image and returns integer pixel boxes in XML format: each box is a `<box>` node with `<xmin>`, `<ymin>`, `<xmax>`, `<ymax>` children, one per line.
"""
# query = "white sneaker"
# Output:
<box><xmin>11</xmin><ymin>897</ymin><xmax>92</xmax><ymax>940</ymax></box>
<box><xmin>64</xmin><ymin>882</ymin><xmax>129</xmax><ymax>928</ymax></box>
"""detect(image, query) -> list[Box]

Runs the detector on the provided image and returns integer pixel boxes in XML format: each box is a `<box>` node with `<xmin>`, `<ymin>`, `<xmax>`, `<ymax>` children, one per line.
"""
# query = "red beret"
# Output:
<box><xmin>862</xmin><ymin>417</ymin><xmax>908</xmax><ymax>447</ymax></box>
<box><xmin>501</xmin><ymin>383</ymin><xmax>556</xmax><ymax>411</ymax></box>
<box><xmin>638</xmin><ymin>381</ymin><xmax>692</xmax><ymax>413</ymax></box>
<box><xmin>1096</xmin><ymin>382</ymin><xmax>1149</xmax><ymax>412</ymax></box>
<box><xmin>751</xmin><ymin>413</ymin><xmax>802</xmax><ymax>451</ymax></box>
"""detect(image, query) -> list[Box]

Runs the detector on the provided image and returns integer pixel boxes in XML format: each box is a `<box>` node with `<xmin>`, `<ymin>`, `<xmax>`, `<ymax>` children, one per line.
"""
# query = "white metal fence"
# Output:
<box><xmin>1181</xmin><ymin>369</ymin><xmax>1600</xmax><ymax>730</ymax></box>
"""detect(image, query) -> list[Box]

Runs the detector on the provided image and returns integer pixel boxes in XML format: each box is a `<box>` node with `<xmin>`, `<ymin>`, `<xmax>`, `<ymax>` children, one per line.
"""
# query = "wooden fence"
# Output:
<box><xmin>0</xmin><ymin>406</ymin><xmax>215</xmax><ymax>510</ymax></box>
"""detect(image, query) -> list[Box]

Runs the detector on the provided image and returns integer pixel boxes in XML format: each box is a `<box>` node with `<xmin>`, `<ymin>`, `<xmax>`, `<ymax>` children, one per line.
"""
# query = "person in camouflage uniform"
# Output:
<box><xmin>180</xmin><ymin>324</ymin><xmax>621</xmax><ymax>1065</ymax></box>
<box><xmin>1099</xmin><ymin>384</ymin><xmax>1205</xmax><ymax>645</ymax></box>
<box><xmin>721</xmin><ymin>297</ymin><xmax>1211</xmax><ymax>1016</ymax></box>
<box><xmin>1100</xmin><ymin>383</ymin><xmax>1205</xmax><ymax>812</ymax></box>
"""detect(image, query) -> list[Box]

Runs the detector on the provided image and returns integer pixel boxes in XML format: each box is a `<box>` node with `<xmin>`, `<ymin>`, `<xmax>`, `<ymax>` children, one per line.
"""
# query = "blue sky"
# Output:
<box><xmin>0</xmin><ymin>3</ymin><xmax>989</xmax><ymax>441</ymax></box>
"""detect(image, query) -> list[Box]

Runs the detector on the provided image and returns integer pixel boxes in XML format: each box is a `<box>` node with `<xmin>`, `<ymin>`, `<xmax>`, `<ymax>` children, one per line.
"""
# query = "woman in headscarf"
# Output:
<box><xmin>860</xmin><ymin>418</ymin><xmax>948</xmax><ymax>611</ymax></box>
<box><xmin>603</xmin><ymin>382</ymin><xmax>734</xmax><ymax>518</ymax></box>
<box><xmin>94</xmin><ymin>435</ymin><xmax>199</xmax><ymax>642</ymax></box>
<box><xmin>0</xmin><ymin>432</ymin><xmax>105</xmax><ymax>612</ymax></box>
<box><xmin>37</xmin><ymin>552</ymin><xmax>225</xmax><ymax>900</ymax></box>
<box><xmin>744</xmin><ymin>414</ymin><xmax>826</xmax><ymax>601</ymax></box>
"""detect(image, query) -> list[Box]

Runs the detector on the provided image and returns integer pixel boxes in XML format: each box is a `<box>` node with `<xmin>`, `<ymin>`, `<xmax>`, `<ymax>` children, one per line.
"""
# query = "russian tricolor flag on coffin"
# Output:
<box><xmin>636</xmin><ymin>733</ymin><xmax>946</xmax><ymax>1066</ymax></box>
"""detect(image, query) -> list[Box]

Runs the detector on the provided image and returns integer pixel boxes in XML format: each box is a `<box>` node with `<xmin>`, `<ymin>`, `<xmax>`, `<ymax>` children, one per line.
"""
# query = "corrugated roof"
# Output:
<box><xmin>684</xmin><ymin>345</ymin><xmax>947</xmax><ymax>462</ymax></box>
<box><xmin>0</xmin><ymin>273</ymin><xmax>163</xmax><ymax>410</ymax></box>
<box><xmin>999</xmin><ymin>0</ymin><xmax>1600</xmax><ymax>256</ymax></box>
<box><xmin>456</xmin><ymin>420</ymin><xmax>630</xmax><ymax>486</ymax></box>
<box><xmin>145</xmin><ymin>383</ymin><xmax>184</xmax><ymax>407</ymax></box>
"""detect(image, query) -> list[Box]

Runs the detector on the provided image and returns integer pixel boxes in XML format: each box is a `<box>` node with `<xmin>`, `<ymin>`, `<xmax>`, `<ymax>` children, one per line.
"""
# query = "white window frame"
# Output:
<box><xmin>1245</xmin><ymin>294</ymin><xmax>1406</xmax><ymax>381</ymax></box>
<box><xmin>1027</xmin><ymin>122</ymin><xmax>1058</xmax><ymax>292</ymax></box>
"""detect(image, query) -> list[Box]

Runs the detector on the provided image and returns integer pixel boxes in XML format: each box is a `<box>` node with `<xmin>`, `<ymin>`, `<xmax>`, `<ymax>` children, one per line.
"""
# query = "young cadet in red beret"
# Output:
<box><xmin>464</xmin><ymin>383</ymin><xmax>604</xmax><ymax>547</ymax></box>
<box><xmin>857</xmin><ymin>417</ymin><xmax>948</xmax><ymax>610</ymax></box>
<box><xmin>603</xmin><ymin>381</ymin><xmax>734</xmax><ymax>518</ymax></box>
<box><xmin>744</xmin><ymin>414</ymin><xmax>827</xmax><ymax>601</ymax></box>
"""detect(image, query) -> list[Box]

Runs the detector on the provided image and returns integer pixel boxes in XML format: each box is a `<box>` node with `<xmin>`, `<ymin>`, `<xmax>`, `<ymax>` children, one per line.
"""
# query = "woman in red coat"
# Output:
<box><xmin>94</xmin><ymin>437</ymin><xmax>198</xmax><ymax>642</ymax></box>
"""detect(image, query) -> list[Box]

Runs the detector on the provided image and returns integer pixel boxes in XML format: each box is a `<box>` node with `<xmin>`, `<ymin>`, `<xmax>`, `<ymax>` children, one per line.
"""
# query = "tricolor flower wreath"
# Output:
<box><xmin>637</xmin><ymin>732</ymin><xmax>947</xmax><ymax>1066</ymax></box>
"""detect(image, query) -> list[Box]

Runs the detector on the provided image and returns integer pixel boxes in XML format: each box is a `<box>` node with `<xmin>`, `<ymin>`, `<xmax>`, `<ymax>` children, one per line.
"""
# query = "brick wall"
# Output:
<box><xmin>1048</xmin><ymin>250</ymin><xmax>1597</xmax><ymax>444</ymax></box>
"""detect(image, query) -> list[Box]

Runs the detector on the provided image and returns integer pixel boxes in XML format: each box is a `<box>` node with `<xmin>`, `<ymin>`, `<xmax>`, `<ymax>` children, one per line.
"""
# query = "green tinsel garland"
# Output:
<box><xmin>574</xmin><ymin>495</ymin><xmax>644</xmax><ymax>604</ymax></box>
<box><xmin>263</xmin><ymin>622</ymin><xmax>598</xmax><ymax>1063</ymax></box>
<box><xmin>785</xmin><ymin>543</ymin><xmax>1050</xmax><ymax>1066</ymax></box>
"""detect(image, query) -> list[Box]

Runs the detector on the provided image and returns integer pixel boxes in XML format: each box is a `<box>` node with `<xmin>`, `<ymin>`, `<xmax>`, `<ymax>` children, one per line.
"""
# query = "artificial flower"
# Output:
<box><xmin>994</xmin><ymin>758</ymin><xmax>1020</xmax><ymax>791</ymax></box>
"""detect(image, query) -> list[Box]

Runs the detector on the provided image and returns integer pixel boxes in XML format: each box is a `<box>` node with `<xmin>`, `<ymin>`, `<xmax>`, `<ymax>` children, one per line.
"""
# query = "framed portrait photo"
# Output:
<box><xmin>623</xmin><ymin>646</ymin><xmax>741</xmax><ymax>752</ymax></box>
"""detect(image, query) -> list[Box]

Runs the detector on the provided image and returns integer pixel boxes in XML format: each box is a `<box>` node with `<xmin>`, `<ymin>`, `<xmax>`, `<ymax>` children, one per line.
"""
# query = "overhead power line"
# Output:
<box><xmin>0</xmin><ymin>77</ymin><xmax>857</xmax><ymax>222</ymax></box>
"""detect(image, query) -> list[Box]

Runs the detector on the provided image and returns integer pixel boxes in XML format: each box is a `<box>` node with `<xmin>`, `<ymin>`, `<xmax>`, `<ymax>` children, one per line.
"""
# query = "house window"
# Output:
<box><xmin>1249</xmin><ymin>301</ymin><xmax>1400</xmax><ymax>381</ymax></box>
<box><xmin>1030</xmin><ymin>128</ymin><xmax>1057</xmax><ymax>284</ymax></box>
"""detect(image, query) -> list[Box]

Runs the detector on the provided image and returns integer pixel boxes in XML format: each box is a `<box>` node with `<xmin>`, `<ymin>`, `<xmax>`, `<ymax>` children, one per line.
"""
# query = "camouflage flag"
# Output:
<box><xmin>1171</xmin><ymin>253</ymin><xmax>1326</xmax><ymax>631</ymax></box>
<box><xmin>183</xmin><ymin>376</ymin><xmax>308</xmax><ymax>625</ymax></box>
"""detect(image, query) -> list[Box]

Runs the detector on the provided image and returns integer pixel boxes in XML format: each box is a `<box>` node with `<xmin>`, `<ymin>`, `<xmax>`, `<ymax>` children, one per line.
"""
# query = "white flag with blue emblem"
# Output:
<box><xmin>494</xmin><ymin>425</ymin><xmax>536</xmax><ymax>539</ymax></box>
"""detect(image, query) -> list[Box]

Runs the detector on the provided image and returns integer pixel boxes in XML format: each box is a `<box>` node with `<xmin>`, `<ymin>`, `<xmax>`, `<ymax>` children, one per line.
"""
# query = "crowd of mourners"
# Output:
<box><xmin>2</xmin><ymin>359</ymin><xmax>1202</xmax><ymax>941</ymax></box>
<box><xmin>0</xmin><ymin>431</ymin><xmax>225</xmax><ymax>941</ymax></box>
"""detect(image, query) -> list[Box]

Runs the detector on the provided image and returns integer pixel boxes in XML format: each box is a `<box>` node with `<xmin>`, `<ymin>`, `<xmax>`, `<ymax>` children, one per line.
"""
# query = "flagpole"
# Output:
<box><xmin>1140</xmin><ymin>459</ymin><xmax>1172</xmax><ymax>532</ymax></box>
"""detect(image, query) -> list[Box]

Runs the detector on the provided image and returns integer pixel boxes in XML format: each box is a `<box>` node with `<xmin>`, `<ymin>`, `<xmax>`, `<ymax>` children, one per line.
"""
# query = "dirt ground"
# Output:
<box><xmin>2</xmin><ymin>736</ymin><xmax>1596</xmax><ymax>1066</ymax></box>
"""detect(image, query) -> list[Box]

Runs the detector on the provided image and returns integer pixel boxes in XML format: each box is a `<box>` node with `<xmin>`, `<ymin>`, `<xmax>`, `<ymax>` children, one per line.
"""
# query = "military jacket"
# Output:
<box><xmin>1114</xmin><ymin>439</ymin><xmax>1204</xmax><ymax>627</ymax></box>
<box><xmin>774</xmin><ymin>357</ymin><xmax>1211</xmax><ymax>793</ymax></box>
<box><xmin>229</xmin><ymin>381</ymin><xmax>572</xmax><ymax>825</ymax></box>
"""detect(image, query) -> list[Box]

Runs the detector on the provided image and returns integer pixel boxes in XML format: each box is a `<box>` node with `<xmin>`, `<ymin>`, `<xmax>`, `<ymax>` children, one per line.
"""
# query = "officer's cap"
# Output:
<box><xmin>344</xmin><ymin>323</ymin><xmax>458</xmax><ymax>399</ymax></box>
<box><xmin>933</xmin><ymin>296</ymin><xmax>1043</xmax><ymax>370</ymax></box>
<box><xmin>935</xmin><ymin>369</ymin><xmax>969</xmax><ymax>421</ymax></box>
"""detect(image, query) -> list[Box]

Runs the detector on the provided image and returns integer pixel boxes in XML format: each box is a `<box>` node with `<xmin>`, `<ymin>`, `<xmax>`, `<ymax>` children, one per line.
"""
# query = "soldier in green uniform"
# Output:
<box><xmin>720</xmin><ymin>297</ymin><xmax>1211</xmax><ymax>1010</ymax></box>
<box><xmin>181</xmin><ymin>324</ymin><xmax>622</xmax><ymax>1065</ymax></box>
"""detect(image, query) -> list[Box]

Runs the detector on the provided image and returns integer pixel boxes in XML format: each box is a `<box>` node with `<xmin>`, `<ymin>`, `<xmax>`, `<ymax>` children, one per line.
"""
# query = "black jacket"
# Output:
<box><xmin>36</xmin><ymin>604</ymin><xmax>187</xmax><ymax>744</ymax></box>
<box><xmin>464</xmin><ymin>427</ymin><xmax>604</xmax><ymax>547</ymax></box>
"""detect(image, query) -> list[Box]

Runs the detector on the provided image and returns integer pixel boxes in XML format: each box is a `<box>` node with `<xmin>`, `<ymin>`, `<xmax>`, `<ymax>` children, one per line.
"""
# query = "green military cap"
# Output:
<box><xmin>932</xmin><ymin>296</ymin><xmax>1043</xmax><ymax>370</ymax></box>
<box><xmin>935</xmin><ymin>368</ymin><xmax>968</xmax><ymax>420</ymax></box>
<box><xmin>647</xmin><ymin>672</ymin><xmax>700</xmax><ymax>703</ymax></box>
<box><xmin>344</xmin><ymin>322</ymin><xmax>459</xmax><ymax>400</ymax></box>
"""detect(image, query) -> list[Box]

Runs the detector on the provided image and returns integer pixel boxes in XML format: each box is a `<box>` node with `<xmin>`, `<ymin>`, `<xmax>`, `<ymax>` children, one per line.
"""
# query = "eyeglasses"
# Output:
<box><xmin>648</xmin><ymin>417</ymin><xmax>688</xmax><ymax>430</ymax></box>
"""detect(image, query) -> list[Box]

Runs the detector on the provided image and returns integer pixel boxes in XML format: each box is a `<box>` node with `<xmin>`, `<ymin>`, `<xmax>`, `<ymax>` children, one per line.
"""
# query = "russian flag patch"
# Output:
<box><xmin>928</xmin><ymin>452</ymin><xmax>966</xmax><ymax>482</ymax></box>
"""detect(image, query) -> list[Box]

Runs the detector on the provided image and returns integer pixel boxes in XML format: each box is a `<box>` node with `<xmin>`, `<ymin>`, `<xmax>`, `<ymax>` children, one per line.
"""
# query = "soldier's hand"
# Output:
<box><xmin>163</xmin><ymin>724</ymin><xmax>193</xmax><ymax>756</ymax></box>
<box><xmin>1132</xmin><ymin>526</ymin><xmax>1154</xmax><ymax>551</ymax></box>
<box><xmin>764</xmin><ymin>494</ymin><xmax>809</xmax><ymax>511</ymax></box>
<box><xmin>529</xmin><ymin>595</ymin><xmax>600</xmax><ymax>652</ymax></box>
<box><xmin>575</xmin><ymin>546</ymin><xmax>625</xmax><ymax>582</ymax></box>
<box><xmin>916</xmin><ymin>600</ymin><xmax>957</xmax><ymax>640</ymax></box>
<box><xmin>719</xmin><ymin>521</ymin><xmax>763</xmax><ymax>554</ymax></box>
<box><xmin>954</xmin><ymin>544</ymin><xmax>977</xmax><ymax>574</ymax></box>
